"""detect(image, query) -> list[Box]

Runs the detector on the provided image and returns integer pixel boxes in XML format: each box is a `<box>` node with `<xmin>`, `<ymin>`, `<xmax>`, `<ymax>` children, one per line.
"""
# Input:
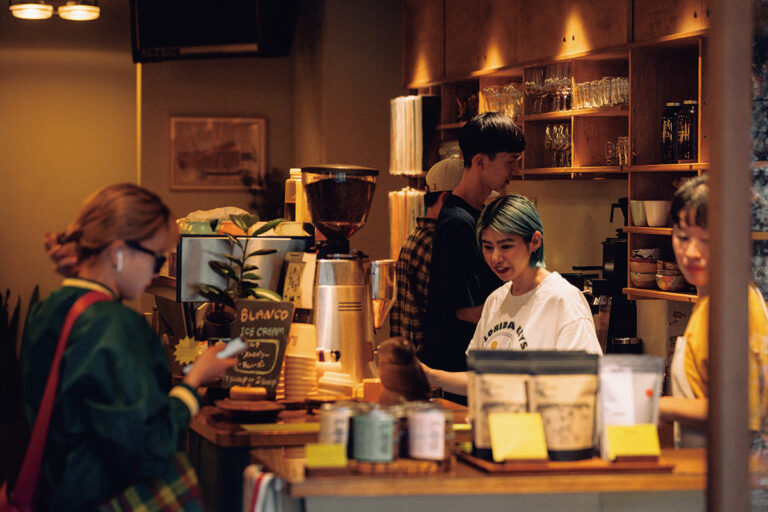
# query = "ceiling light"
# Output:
<box><xmin>10</xmin><ymin>1</ymin><xmax>54</xmax><ymax>19</ymax></box>
<box><xmin>58</xmin><ymin>0</ymin><xmax>98</xmax><ymax>21</ymax></box>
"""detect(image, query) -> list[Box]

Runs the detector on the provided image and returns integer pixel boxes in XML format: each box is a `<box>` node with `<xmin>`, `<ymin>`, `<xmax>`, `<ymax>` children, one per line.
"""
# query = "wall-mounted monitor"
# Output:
<box><xmin>129</xmin><ymin>0</ymin><xmax>300</xmax><ymax>63</ymax></box>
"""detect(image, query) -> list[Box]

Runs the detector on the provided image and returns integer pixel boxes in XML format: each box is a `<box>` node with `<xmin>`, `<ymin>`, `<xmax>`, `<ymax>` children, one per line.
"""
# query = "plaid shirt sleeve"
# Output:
<box><xmin>389</xmin><ymin>219</ymin><xmax>435</xmax><ymax>351</ymax></box>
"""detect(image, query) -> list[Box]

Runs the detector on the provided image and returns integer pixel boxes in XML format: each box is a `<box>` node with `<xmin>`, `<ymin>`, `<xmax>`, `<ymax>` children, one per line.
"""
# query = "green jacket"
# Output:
<box><xmin>20</xmin><ymin>280</ymin><xmax>199</xmax><ymax>511</ymax></box>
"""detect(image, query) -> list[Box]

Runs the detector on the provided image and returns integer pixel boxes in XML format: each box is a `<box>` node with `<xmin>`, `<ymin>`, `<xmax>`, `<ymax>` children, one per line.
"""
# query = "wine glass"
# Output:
<box><xmin>543</xmin><ymin>65</ymin><xmax>559</xmax><ymax>111</ymax></box>
<box><xmin>524</xmin><ymin>68</ymin><xmax>544</xmax><ymax>114</ymax></box>
<box><xmin>544</xmin><ymin>125</ymin><xmax>554</xmax><ymax>167</ymax></box>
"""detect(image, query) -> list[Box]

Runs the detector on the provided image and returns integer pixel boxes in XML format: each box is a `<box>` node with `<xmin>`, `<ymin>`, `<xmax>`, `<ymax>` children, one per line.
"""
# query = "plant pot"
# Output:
<box><xmin>201</xmin><ymin>309</ymin><xmax>234</xmax><ymax>341</ymax></box>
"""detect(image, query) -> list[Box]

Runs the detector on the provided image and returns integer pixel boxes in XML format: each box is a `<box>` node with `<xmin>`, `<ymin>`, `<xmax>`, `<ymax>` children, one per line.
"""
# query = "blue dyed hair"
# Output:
<box><xmin>476</xmin><ymin>194</ymin><xmax>545</xmax><ymax>268</ymax></box>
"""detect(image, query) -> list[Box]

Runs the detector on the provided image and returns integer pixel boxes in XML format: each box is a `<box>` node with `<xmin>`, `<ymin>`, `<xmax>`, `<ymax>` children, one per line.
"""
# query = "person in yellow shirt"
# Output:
<box><xmin>659</xmin><ymin>175</ymin><xmax>768</xmax><ymax>451</ymax></box>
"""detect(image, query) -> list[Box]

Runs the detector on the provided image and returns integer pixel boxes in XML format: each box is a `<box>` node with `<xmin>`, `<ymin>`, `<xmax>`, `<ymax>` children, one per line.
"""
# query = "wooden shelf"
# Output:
<box><xmin>523</xmin><ymin>105</ymin><xmax>629</xmax><ymax>122</ymax></box>
<box><xmin>521</xmin><ymin>166</ymin><xmax>626</xmax><ymax>176</ymax></box>
<box><xmin>623</xmin><ymin>287</ymin><xmax>698</xmax><ymax>303</ymax></box>
<box><xmin>624</xmin><ymin>226</ymin><xmax>673</xmax><ymax>235</ymax></box>
<box><xmin>623</xmin><ymin>228</ymin><xmax>768</xmax><ymax>240</ymax></box>
<box><xmin>628</xmin><ymin>163</ymin><xmax>708</xmax><ymax>173</ymax></box>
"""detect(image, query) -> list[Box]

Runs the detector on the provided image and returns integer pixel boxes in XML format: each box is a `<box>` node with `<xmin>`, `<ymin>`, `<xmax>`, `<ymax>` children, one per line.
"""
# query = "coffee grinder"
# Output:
<box><xmin>301</xmin><ymin>165</ymin><xmax>379</xmax><ymax>385</ymax></box>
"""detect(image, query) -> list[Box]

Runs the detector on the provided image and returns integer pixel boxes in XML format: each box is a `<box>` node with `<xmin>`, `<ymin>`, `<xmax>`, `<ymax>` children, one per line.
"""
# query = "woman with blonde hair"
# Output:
<box><xmin>19</xmin><ymin>183</ymin><xmax>235</xmax><ymax>510</ymax></box>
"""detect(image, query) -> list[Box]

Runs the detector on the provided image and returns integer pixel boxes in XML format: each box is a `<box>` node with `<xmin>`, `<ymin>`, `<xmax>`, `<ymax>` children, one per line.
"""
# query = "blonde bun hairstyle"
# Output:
<box><xmin>58</xmin><ymin>183</ymin><xmax>171</xmax><ymax>263</ymax></box>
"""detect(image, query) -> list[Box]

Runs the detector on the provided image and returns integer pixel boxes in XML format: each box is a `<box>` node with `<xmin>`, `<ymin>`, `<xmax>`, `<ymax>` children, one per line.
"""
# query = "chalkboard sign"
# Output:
<box><xmin>222</xmin><ymin>300</ymin><xmax>294</xmax><ymax>390</ymax></box>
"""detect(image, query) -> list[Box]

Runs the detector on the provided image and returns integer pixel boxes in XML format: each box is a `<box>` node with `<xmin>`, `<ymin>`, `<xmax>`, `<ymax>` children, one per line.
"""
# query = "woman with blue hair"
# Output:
<box><xmin>421</xmin><ymin>193</ymin><xmax>601</xmax><ymax>396</ymax></box>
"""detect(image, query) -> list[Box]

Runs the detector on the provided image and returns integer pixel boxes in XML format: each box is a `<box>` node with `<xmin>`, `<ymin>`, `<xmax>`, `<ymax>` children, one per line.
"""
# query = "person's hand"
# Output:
<box><xmin>44</xmin><ymin>231</ymin><xmax>79</xmax><ymax>277</ymax></box>
<box><xmin>182</xmin><ymin>342</ymin><xmax>238</xmax><ymax>389</ymax></box>
<box><xmin>377</xmin><ymin>337</ymin><xmax>430</xmax><ymax>400</ymax></box>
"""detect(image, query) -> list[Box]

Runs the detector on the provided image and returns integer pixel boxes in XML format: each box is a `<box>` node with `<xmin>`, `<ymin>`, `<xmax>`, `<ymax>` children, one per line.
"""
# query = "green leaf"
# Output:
<box><xmin>231</xmin><ymin>213</ymin><xmax>260</xmax><ymax>232</ymax></box>
<box><xmin>250</xmin><ymin>218</ymin><xmax>284</xmax><ymax>236</ymax></box>
<box><xmin>222</xmin><ymin>254</ymin><xmax>243</xmax><ymax>267</ymax></box>
<box><xmin>242</xmin><ymin>273</ymin><xmax>262</xmax><ymax>281</ymax></box>
<box><xmin>193</xmin><ymin>283</ymin><xmax>228</xmax><ymax>303</ymax></box>
<box><xmin>209</xmin><ymin>261</ymin><xmax>238</xmax><ymax>280</ymax></box>
<box><xmin>247</xmin><ymin>288</ymin><xmax>282</xmax><ymax>302</ymax></box>
<box><xmin>242</xmin><ymin>265</ymin><xmax>259</xmax><ymax>272</ymax></box>
<box><xmin>220</xmin><ymin>293</ymin><xmax>236</xmax><ymax>309</ymax></box>
<box><xmin>225</xmin><ymin>233</ymin><xmax>242</xmax><ymax>249</ymax></box>
<box><xmin>246</xmin><ymin>248</ymin><xmax>278</xmax><ymax>259</ymax></box>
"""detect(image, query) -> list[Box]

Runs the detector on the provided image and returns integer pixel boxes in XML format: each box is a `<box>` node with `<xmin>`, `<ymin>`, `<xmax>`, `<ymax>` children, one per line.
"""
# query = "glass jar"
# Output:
<box><xmin>677</xmin><ymin>100</ymin><xmax>698</xmax><ymax>162</ymax></box>
<box><xmin>660</xmin><ymin>102</ymin><xmax>680</xmax><ymax>163</ymax></box>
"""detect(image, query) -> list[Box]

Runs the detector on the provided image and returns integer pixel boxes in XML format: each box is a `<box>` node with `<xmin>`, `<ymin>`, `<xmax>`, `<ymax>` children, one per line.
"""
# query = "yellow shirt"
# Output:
<box><xmin>683</xmin><ymin>284</ymin><xmax>768</xmax><ymax>431</ymax></box>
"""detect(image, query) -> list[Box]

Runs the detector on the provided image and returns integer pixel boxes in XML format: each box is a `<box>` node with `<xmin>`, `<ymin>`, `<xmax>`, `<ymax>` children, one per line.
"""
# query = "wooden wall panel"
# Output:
<box><xmin>445</xmin><ymin>0</ymin><xmax>519</xmax><ymax>79</ymax></box>
<box><xmin>403</xmin><ymin>0</ymin><xmax>444</xmax><ymax>87</ymax></box>
<box><xmin>633</xmin><ymin>0</ymin><xmax>705</xmax><ymax>42</ymax></box>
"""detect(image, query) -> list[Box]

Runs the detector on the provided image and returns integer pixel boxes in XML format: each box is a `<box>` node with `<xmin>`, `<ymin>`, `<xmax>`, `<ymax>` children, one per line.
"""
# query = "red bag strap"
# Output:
<box><xmin>11</xmin><ymin>290</ymin><xmax>112</xmax><ymax>507</ymax></box>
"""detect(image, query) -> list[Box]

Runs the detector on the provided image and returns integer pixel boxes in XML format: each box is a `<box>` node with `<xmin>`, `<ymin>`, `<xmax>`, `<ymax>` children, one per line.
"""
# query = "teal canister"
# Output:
<box><xmin>352</xmin><ymin>405</ymin><xmax>395</xmax><ymax>462</ymax></box>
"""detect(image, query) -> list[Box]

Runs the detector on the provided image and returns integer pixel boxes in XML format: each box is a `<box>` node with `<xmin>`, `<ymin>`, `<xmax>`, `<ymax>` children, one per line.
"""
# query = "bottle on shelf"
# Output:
<box><xmin>660</xmin><ymin>102</ymin><xmax>681</xmax><ymax>164</ymax></box>
<box><xmin>677</xmin><ymin>100</ymin><xmax>698</xmax><ymax>162</ymax></box>
<box><xmin>284</xmin><ymin>168</ymin><xmax>300</xmax><ymax>221</ymax></box>
<box><xmin>284</xmin><ymin>168</ymin><xmax>311</xmax><ymax>224</ymax></box>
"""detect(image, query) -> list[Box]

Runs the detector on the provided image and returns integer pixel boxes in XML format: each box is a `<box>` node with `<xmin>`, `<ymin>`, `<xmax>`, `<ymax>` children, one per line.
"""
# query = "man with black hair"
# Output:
<box><xmin>422</xmin><ymin>113</ymin><xmax>526</xmax><ymax>390</ymax></box>
<box><xmin>390</xmin><ymin>158</ymin><xmax>464</xmax><ymax>352</ymax></box>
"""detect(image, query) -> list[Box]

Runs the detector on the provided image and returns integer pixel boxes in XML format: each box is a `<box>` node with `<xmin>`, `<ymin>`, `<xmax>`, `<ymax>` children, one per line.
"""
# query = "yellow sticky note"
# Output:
<box><xmin>488</xmin><ymin>412</ymin><xmax>548</xmax><ymax>462</ymax></box>
<box><xmin>605</xmin><ymin>424</ymin><xmax>661</xmax><ymax>461</ymax></box>
<box><xmin>305</xmin><ymin>443</ymin><xmax>348</xmax><ymax>468</ymax></box>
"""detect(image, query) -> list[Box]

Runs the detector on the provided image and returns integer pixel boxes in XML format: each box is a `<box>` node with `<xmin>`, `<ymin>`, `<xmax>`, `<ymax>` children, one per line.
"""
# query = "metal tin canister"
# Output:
<box><xmin>387</xmin><ymin>404</ymin><xmax>408</xmax><ymax>458</ymax></box>
<box><xmin>352</xmin><ymin>405</ymin><xmax>394</xmax><ymax>462</ymax></box>
<box><xmin>318</xmin><ymin>402</ymin><xmax>354</xmax><ymax>445</ymax></box>
<box><xmin>406</xmin><ymin>402</ymin><xmax>446</xmax><ymax>461</ymax></box>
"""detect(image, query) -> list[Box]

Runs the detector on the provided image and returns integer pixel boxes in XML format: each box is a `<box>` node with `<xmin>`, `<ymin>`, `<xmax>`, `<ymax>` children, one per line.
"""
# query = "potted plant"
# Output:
<box><xmin>194</xmin><ymin>214</ymin><xmax>284</xmax><ymax>339</ymax></box>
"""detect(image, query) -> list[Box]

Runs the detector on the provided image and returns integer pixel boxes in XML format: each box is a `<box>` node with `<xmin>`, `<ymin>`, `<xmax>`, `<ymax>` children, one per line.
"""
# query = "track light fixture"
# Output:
<box><xmin>9</xmin><ymin>0</ymin><xmax>99</xmax><ymax>21</ymax></box>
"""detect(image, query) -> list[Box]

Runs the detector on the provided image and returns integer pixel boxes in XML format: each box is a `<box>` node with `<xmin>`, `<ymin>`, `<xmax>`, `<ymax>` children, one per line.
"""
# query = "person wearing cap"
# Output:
<box><xmin>389</xmin><ymin>157</ymin><xmax>464</xmax><ymax>352</ymax></box>
<box><xmin>422</xmin><ymin>113</ymin><xmax>526</xmax><ymax>401</ymax></box>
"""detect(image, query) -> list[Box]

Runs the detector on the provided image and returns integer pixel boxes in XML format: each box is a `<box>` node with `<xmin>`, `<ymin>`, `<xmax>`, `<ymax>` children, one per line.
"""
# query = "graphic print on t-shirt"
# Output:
<box><xmin>482</xmin><ymin>320</ymin><xmax>528</xmax><ymax>350</ymax></box>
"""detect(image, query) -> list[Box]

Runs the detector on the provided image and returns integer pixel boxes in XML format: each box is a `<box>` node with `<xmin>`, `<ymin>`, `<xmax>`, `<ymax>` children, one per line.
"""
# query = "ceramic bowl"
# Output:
<box><xmin>630</xmin><ymin>200</ymin><xmax>647</xmax><ymax>226</ymax></box>
<box><xmin>644</xmin><ymin>200</ymin><xmax>672</xmax><ymax>227</ymax></box>
<box><xmin>630</xmin><ymin>271</ymin><xmax>657</xmax><ymax>289</ymax></box>
<box><xmin>656</xmin><ymin>273</ymin><xmax>686</xmax><ymax>291</ymax></box>
<box><xmin>629</xmin><ymin>260</ymin><xmax>657</xmax><ymax>273</ymax></box>
<box><xmin>657</xmin><ymin>260</ymin><xmax>680</xmax><ymax>272</ymax></box>
<box><xmin>631</xmin><ymin>248</ymin><xmax>662</xmax><ymax>261</ymax></box>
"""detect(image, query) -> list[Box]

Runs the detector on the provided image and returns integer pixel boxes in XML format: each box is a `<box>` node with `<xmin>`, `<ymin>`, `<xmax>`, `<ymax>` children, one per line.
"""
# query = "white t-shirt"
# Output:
<box><xmin>466</xmin><ymin>272</ymin><xmax>602</xmax><ymax>355</ymax></box>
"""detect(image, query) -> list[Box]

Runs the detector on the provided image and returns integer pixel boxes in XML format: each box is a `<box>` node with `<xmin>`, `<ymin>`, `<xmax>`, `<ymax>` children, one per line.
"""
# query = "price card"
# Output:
<box><xmin>605</xmin><ymin>424</ymin><xmax>661</xmax><ymax>461</ymax></box>
<box><xmin>305</xmin><ymin>443</ymin><xmax>348</xmax><ymax>468</ymax></box>
<box><xmin>281</xmin><ymin>251</ymin><xmax>316</xmax><ymax>309</ymax></box>
<box><xmin>488</xmin><ymin>412</ymin><xmax>548</xmax><ymax>462</ymax></box>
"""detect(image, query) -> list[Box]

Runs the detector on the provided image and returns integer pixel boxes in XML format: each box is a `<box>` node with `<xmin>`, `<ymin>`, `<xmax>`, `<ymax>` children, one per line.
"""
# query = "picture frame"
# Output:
<box><xmin>170</xmin><ymin>116</ymin><xmax>266</xmax><ymax>191</ymax></box>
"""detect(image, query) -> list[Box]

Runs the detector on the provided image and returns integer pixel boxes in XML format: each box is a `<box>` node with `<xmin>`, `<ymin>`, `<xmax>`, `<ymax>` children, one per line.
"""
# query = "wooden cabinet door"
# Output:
<box><xmin>517</xmin><ymin>0</ymin><xmax>628</xmax><ymax>63</ymax></box>
<box><xmin>445</xmin><ymin>0</ymin><xmax>518</xmax><ymax>79</ymax></box>
<box><xmin>633</xmin><ymin>0</ymin><xmax>706</xmax><ymax>42</ymax></box>
<box><xmin>403</xmin><ymin>0</ymin><xmax>444</xmax><ymax>87</ymax></box>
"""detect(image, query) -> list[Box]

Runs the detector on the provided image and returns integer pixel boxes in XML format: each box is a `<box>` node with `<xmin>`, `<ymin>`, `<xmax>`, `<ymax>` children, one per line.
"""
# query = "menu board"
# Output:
<box><xmin>222</xmin><ymin>300</ymin><xmax>294</xmax><ymax>390</ymax></box>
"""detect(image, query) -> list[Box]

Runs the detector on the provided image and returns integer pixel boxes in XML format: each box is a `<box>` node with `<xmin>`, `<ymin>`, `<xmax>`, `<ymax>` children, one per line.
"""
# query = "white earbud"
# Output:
<box><xmin>116</xmin><ymin>251</ymin><xmax>124</xmax><ymax>273</ymax></box>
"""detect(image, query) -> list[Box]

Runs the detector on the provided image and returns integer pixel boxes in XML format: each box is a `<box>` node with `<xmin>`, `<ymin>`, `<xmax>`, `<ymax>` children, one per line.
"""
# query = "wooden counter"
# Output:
<box><xmin>189</xmin><ymin>403</ymin><xmax>705</xmax><ymax>512</ymax></box>
<box><xmin>283</xmin><ymin>448</ymin><xmax>705</xmax><ymax>497</ymax></box>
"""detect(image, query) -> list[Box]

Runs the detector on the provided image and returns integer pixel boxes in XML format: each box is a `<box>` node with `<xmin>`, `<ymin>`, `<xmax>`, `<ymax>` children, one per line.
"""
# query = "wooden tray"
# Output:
<box><xmin>306</xmin><ymin>456</ymin><xmax>454</xmax><ymax>477</ymax></box>
<box><xmin>214</xmin><ymin>399</ymin><xmax>284</xmax><ymax>423</ymax></box>
<box><xmin>458</xmin><ymin>452</ymin><xmax>674</xmax><ymax>474</ymax></box>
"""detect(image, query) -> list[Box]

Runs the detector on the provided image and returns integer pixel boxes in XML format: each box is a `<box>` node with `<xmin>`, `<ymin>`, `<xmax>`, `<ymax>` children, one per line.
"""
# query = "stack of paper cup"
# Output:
<box><xmin>284</xmin><ymin>323</ymin><xmax>318</xmax><ymax>401</ymax></box>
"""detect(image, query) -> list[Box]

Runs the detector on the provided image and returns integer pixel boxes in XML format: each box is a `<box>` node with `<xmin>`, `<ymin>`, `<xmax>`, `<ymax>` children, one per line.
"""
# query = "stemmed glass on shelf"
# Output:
<box><xmin>524</xmin><ymin>67</ymin><xmax>545</xmax><ymax>114</ymax></box>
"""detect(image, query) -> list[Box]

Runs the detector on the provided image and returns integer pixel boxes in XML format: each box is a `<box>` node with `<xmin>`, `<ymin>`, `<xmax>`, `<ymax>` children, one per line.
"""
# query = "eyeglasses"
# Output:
<box><xmin>124</xmin><ymin>240</ymin><xmax>166</xmax><ymax>274</ymax></box>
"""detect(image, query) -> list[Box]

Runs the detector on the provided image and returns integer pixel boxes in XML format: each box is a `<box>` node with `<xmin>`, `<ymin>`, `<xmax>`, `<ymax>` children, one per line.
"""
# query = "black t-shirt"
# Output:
<box><xmin>422</xmin><ymin>194</ymin><xmax>502</xmax><ymax>372</ymax></box>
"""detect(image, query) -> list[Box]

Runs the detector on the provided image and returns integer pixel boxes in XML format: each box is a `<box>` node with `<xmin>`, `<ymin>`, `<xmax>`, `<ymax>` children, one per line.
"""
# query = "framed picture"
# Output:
<box><xmin>170</xmin><ymin>116</ymin><xmax>266</xmax><ymax>191</ymax></box>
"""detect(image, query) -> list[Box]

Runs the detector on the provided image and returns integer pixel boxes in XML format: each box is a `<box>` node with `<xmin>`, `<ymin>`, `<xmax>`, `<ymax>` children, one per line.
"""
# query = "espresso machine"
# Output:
<box><xmin>301</xmin><ymin>165</ymin><xmax>387</xmax><ymax>385</ymax></box>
